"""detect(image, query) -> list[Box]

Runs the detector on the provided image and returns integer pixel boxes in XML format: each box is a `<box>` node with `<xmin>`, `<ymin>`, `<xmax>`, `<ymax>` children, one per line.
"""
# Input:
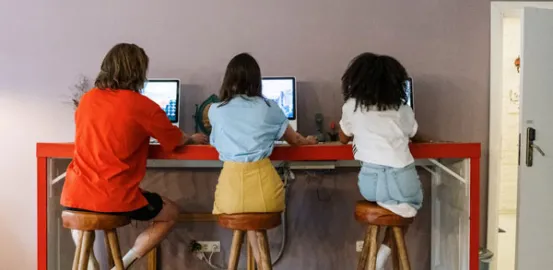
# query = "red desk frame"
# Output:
<box><xmin>37</xmin><ymin>142</ymin><xmax>481</xmax><ymax>269</ymax></box>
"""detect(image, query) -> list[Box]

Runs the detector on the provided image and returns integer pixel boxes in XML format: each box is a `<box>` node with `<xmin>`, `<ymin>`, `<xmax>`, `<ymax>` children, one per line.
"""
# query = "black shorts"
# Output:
<box><xmin>63</xmin><ymin>191</ymin><xmax>164</xmax><ymax>221</ymax></box>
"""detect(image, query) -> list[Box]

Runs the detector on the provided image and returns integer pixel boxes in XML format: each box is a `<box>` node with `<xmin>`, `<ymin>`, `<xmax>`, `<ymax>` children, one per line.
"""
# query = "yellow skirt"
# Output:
<box><xmin>213</xmin><ymin>158</ymin><xmax>285</xmax><ymax>214</ymax></box>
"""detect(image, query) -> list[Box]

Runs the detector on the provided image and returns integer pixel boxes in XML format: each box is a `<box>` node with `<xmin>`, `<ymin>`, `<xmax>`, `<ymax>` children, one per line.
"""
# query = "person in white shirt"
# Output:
<box><xmin>339</xmin><ymin>52</ymin><xmax>423</xmax><ymax>269</ymax></box>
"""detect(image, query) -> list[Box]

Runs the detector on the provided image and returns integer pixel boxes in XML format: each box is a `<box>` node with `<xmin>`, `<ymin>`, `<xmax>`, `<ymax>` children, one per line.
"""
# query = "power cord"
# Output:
<box><xmin>199</xmin><ymin>250</ymin><xmax>226</xmax><ymax>270</ymax></box>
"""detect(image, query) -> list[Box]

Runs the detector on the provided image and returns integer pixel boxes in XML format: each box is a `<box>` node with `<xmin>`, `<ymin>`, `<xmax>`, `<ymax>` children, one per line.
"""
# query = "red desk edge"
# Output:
<box><xmin>36</xmin><ymin>142</ymin><xmax>481</xmax><ymax>269</ymax></box>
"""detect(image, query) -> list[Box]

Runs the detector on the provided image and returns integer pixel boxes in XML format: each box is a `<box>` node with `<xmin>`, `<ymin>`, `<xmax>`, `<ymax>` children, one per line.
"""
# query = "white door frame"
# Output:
<box><xmin>488</xmin><ymin>2</ymin><xmax>553</xmax><ymax>270</ymax></box>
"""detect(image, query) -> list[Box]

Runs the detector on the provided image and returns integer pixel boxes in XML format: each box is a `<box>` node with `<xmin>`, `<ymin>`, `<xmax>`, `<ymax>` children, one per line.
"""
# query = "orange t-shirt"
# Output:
<box><xmin>60</xmin><ymin>88</ymin><xmax>183</xmax><ymax>212</ymax></box>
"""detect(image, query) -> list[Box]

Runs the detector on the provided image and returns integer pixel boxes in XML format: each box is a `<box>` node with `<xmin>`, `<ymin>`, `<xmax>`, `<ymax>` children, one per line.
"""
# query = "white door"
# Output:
<box><xmin>517</xmin><ymin>7</ymin><xmax>553</xmax><ymax>269</ymax></box>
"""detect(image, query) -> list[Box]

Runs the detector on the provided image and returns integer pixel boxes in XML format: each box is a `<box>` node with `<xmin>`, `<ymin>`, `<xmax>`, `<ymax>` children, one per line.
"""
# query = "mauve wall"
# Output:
<box><xmin>0</xmin><ymin>0</ymin><xmax>490</xmax><ymax>269</ymax></box>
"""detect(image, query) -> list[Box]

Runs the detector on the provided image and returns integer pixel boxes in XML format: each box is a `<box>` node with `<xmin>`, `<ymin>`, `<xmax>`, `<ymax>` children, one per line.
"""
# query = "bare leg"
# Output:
<box><xmin>116</xmin><ymin>197</ymin><xmax>179</xmax><ymax>269</ymax></box>
<box><xmin>132</xmin><ymin>197</ymin><xmax>178</xmax><ymax>256</ymax></box>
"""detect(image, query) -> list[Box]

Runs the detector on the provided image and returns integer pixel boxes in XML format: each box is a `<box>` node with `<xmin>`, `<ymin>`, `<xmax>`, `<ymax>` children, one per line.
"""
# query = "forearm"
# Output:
<box><xmin>282</xmin><ymin>126</ymin><xmax>311</xmax><ymax>146</ymax></box>
<box><xmin>179</xmin><ymin>131</ymin><xmax>193</xmax><ymax>146</ymax></box>
<box><xmin>288</xmin><ymin>132</ymin><xmax>311</xmax><ymax>146</ymax></box>
<box><xmin>338</xmin><ymin>129</ymin><xmax>352</xmax><ymax>144</ymax></box>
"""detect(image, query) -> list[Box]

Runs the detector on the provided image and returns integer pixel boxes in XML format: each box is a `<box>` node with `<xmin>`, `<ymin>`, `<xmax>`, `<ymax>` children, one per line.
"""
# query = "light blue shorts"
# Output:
<box><xmin>358</xmin><ymin>162</ymin><xmax>423</xmax><ymax>210</ymax></box>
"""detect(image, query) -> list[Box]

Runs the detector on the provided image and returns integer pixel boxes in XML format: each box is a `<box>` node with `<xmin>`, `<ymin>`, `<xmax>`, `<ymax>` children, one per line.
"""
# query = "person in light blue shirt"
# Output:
<box><xmin>209</xmin><ymin>53</ymin><xmax>316</xmax><ymax>265</ymax></box>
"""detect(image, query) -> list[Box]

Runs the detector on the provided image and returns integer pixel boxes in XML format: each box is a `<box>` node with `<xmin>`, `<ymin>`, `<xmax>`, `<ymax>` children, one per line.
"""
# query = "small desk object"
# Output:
<box><xmin>37</xmin><ymin>142</ymin><xmax>480</xmax><ymax>270</ymax></box>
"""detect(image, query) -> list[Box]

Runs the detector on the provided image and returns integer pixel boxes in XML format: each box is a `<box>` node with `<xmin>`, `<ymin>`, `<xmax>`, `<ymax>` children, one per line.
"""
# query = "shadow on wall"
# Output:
<box><xmin>295</xmin><ymin>81</ymin><xmax>343</xmax><ymax>135</ymax></box>
<box><xmin>180</xmin><ymin>84</ymin><xmax>211</xmax><ymax>133</ymax></box>
<box><xmin>411</xmin><ymin>74</ymin><xmax>486</xmax><ymax>142</ymax></box>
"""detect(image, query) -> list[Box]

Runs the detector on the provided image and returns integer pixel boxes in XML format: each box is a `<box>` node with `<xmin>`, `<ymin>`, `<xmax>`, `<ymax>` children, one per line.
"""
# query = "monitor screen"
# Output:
<box><xmin>405</xmin><ymin>77</ymin><xmax>414</xmax><ymax>109</ymax></box>
<box><xmin>261</xmin><ymin>77</ymin><xmax>296</xmax><ymax>120</ymax></box>
<box><xmin>142</xmin><ymin>79</ymin><xmax>180</xmax><ymax>123</ymax></box>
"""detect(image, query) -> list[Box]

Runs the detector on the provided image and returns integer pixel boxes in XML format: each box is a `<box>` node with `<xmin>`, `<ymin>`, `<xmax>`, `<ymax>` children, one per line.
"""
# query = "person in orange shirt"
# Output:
<box><xmin>60</xmin><ymin>43</ymin><xmax>208</xmax><ymax>269</ymax></box>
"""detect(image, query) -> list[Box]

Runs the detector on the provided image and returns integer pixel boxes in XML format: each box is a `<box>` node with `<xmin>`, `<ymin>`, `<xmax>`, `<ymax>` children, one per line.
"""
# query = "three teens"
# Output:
<box><xmin>62</xmin><ymin>43</ymin><xmax>420</xmax><ymax>270</ymax></box>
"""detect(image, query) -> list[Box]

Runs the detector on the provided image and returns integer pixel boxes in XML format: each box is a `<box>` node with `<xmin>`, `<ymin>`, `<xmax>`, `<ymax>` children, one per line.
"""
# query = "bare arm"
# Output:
<box><xmin>338</xmin><ymin>127</ymin><xmax>352</xmax><ymax>144</ymax></box>
<box><xmin>178</xmin><ymin>131</ymin><xmax>208</xmax><ymax>146</ymax></box>
<box><xmin>281</xmin><ymin>126</ymin><xmax>317</xmax><ymax>146</ymax></box>
<box><xmin>178</xmin><ymin>131</ymin><xmax>189</xmax><ymax>146</ymax></box>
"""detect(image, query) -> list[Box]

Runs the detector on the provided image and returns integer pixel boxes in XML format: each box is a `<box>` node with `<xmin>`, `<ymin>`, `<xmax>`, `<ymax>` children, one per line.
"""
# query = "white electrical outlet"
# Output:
<box><xmin>197</xmin><ymin>241</ymin><xmax>221</xmax><ymax>253</ymax></box>
<box><xmin>356</xmin><ymin>241</ymin><xmax>364</xmax><ymax>252</ymax></box>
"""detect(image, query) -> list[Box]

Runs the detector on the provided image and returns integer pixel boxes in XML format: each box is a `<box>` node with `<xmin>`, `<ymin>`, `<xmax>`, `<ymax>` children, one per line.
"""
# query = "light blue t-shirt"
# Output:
<box><xmin>208</xmin><ymin>96</ymin><xmax>289</xmax><ymax>162</ymax></box>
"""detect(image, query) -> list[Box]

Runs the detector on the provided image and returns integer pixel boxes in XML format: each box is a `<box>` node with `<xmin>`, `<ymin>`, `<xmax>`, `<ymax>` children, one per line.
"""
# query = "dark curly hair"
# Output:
<box><xmin>342</xmin><ymin>52</ymin><xmax>409</xmax><ymax>111</ymax></box>
<box><xmin>219</xmin><ymin>53</ymin><xmax>268</xmax><ymax>107</ymax></box>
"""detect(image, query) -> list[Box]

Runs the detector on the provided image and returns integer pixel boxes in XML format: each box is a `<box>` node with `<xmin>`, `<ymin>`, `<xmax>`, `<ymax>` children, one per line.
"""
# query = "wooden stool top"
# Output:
<box><xmin>354</xmin><ymin>201</ymin><xmax>414</xmax><ymax>226</ymax></box>
<box><xmin>218</xmin><ymin>212</ymin><xmax>282</xmax><ymax>231</ymax></box>
<box><xmin>62</xmin><ymin>211</ymin><xmax>131</xmax><ymax>231</ymax></box>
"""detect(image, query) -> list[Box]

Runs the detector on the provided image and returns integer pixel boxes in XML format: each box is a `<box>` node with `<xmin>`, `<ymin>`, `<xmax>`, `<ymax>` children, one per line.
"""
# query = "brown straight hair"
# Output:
<box><xmin>218</xmin><ymin>53</ymin><xmax>267</xmax><ymax>107</ymax></box>
<box><xmin>94</xmin><ymin>43</ymin><xmax>149</xmax><ymax>92</ymax></box>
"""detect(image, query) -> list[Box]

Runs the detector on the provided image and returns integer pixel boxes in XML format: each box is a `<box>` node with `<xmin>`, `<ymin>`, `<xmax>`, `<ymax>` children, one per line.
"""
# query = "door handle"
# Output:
<box><xmin>532</xmin><ymin>144</ymin><xmax>546</xmax><ymax>156</ymax></box>
<box><xmin>526</xmin><ymin>127</ymin><xmax>545</xmax><ymax>167</ymax></box>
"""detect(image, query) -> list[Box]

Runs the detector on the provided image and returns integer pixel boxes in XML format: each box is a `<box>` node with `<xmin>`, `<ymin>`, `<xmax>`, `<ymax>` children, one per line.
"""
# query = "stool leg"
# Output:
<box><xmin>72</xmin><ymin>230</ymin><xmax>84</xmax><ymax>270</ymax></box>
<box><xmin>366</xmin><ymin>225</ymin><xmax>380</xmax><ymax>270</ymax></box>
<box><xmin>228</xmin><ymin>230</ymin><xmax>245</xmax><ymax>270</ymax></box>
<box><xmin>247</xmin><ymin>235</ymin><xmax>256</xmax><ymax>270</ymax></box>
<box><xmin>255</xmin><ymin>230</ymin><xmax>272</xmax><ymax>270</ymax></box>
<box><xmin>78</xmin><ymin>231</ymin><xmax>94</xmax><ymax>270</ymax></box>
<box><xmin>148</xmin><ymin>247</ymin><xmax>158</xmax><ymax>270</ymax></box>
<box><xmin>393</xmin><ymin>227</ymin><xmax>410</xmax><ymax>270</ymax></box>
<box><xmin>357</xmin><ymin>226</ymin><xmax>372</xmax><ymax>270</ymax></box>
<box><xmin>385</xmin><ymin>227</ymin><xmax>399</xmax><ymax>270</ymax></box>
<box><xmin>106</xmin><ymin>229</ymin><xmax>124</xmax><ymax>270</ymax></box>
<box><xmin>104</xmin><ymin>231</ymin><xmax>114</xmax><ymax>268</ymax></box>
<box><xmin>247</xmin><ymin>231</ymin><xmax>262</xmax><ymax>265</ymax></box>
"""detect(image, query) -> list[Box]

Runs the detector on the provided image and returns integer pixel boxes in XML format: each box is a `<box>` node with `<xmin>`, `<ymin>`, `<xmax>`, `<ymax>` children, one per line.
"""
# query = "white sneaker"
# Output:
<box><xmin>376</xmin><ymin>244</ymin><xmax>392</xmax><ymax>270</ymax></box>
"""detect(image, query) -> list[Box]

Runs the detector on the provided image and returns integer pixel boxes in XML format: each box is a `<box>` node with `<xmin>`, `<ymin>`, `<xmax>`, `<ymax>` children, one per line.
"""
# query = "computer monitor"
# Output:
<box><xmin>261</xmin><ymin>77</ymin><xmax>297</xmax><ymax>130</ymax></box>
<box><xmin>405</xmin><ymin>77</ymin><xmax>414</xmax><ymax>110</ymax></box>
<box><xmin>142</xmin><ymin>79</ymin><xmax>180</xmax><ymax>125</ymax></box>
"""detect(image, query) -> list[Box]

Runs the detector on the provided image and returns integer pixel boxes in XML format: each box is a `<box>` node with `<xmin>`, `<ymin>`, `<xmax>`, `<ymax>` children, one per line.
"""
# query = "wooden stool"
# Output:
<box><xmin>218</xmin><ymin>213</ymin><xmax>281</xmax><ymax>270</ymax></box>
<box><xmin>62</xmin><ymin>210</ymin><xmax>131</xmax><ymax>270</ymax></box>
<box><xmin>354</xmin><ymin>201</ymin><xmax>413</xmax><ymax>270</ymax></box>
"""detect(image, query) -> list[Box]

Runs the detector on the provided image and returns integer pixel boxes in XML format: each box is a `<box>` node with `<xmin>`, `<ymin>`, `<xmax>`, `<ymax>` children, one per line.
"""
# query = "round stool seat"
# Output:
<box><xmin>354</xmin><ymin>201</ymin><xmax>413</xmax><ymax>226</ymax></box>
<box><xmin>218</xmin><ymin>212</ymin><xmax>281</xmax><ymax>231</ymax></box>
<box><xmin>62</xmin><ymin>210</ymin><xmax>131</xmax><ymax>231</ymax></box>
